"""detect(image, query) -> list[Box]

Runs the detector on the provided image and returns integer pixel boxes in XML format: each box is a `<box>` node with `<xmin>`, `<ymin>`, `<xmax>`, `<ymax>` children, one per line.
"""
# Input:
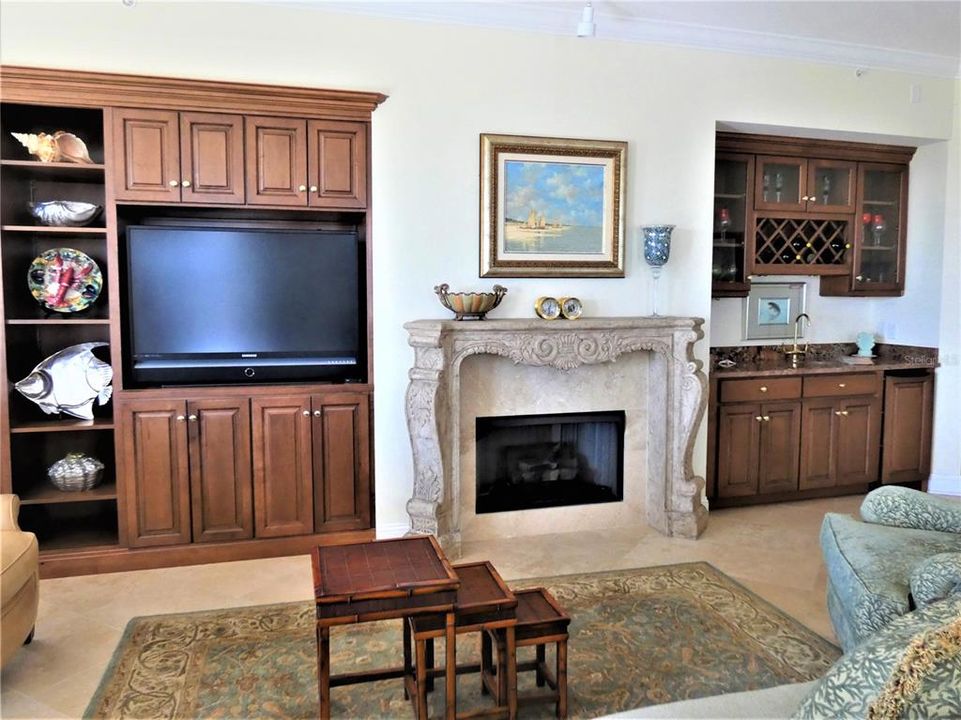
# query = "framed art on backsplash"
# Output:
<box><xmin>744</xmin><ymin>281</ymin><xmax>807</xmax><ymax>340</ymax></box>
<box><xmin>479</xmin><ymin>133</ymin><xmax>627</xmax><ymax>278</ymax></box>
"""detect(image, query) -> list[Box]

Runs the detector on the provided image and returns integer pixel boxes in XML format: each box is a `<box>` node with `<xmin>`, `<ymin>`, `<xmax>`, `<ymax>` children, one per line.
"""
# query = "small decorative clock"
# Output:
<box><xmin>534</xmin><ymin>296</ymin><xmax>562</xmax><ymax>320</ymax></box>
<box><xmin>559</xmin><ymin>297</ymin><xmax>583</xmax><ymax>319</ymax></box>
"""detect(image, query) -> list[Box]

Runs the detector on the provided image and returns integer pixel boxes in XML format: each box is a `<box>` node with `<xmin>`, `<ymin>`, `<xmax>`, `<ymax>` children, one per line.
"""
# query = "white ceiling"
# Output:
<box><xmin>312</xmin><ymin>1</ymin><xmax>961</xmax><ymax>78</ymax></box>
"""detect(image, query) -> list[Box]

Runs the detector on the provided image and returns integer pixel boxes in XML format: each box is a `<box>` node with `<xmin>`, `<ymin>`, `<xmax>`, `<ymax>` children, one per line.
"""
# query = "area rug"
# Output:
<box><xmin>85</xmin><ymin>562</ymin><xmax>839</xmax><ymax>719</ymax></box>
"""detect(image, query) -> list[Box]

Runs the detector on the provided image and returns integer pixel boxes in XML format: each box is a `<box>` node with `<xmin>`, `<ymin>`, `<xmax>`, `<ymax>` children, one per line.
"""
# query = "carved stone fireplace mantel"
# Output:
<box><xmin>404</xmin><ymin>317</ymin><xmax>708</xmax><ymax>552</ymax></box>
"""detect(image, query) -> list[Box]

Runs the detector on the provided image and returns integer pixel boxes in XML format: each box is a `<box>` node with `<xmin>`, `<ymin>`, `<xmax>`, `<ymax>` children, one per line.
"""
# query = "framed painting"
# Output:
<box><xmin>480</xmin><ymin>133</ymin><xmax>627</xmax><ymax>277</ymax></box>
<box><xmin>744</xmin><ymin>281</ymin><xmax>807</xmax><ymax>340</ymax></box>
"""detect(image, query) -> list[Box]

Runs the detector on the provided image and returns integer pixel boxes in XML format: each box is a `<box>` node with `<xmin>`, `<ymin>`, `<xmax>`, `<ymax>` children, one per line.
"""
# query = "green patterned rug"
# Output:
<box><xmin>85</xmin><ymin>562</ymin><xmax>839</xmax><ymax>719</ymax></box>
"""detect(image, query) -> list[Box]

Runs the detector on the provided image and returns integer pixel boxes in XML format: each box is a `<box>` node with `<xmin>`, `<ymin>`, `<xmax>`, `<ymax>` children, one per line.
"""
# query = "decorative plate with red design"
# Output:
<box><xmin>27</xmin><ymin>248</ymin><xmax>102</xmax><ymax>313</ymax></box>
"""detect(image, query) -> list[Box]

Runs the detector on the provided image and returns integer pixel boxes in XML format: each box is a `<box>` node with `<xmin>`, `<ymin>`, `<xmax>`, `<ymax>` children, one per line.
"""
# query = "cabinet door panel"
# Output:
<box><xmin>716</xmin><ymin>404</ymin><xmax>760</xmax><ymax>498</ymax></box>
<box><xmin>307</xmin><ymin>120</ymin><xmax>367</xmax><ymax>209</ymax></box>
<box><xmin>799</xmin><ymin>399</ymin><xmax>839</xmax><ymax>490</ymax></box>
<box><xmin>852</xmin><ymin>163</ymin><xmax>908</xmax><ymax>293</ymax></box>
<box><xmin>807</xmin><ymin>159</ymin><xmax>856</xmax><ymax>213</ymax></box>
<box><xmin>757</xmin><ymin>402</ymin><xmax>801</xmax><ymax>494</ymax></box>
<box><xmin>252</xmin><ymin>396</ymin><xmax>313</xmax><ymax>537</ymax></box>
<box><xmin>188</xmin><ymin>398</ymin><xmax>253</xmax><ymax>543</ymax></box>
<box><xmin>245</xmin><ymin>116</ymin><xmax>307</xmax><ymax>206</ymax></box>
<box><xmin>882</xmin><ymin>375</ymin><xmax>933</xmax><ymax>484</ymax></box>
<box><xmin>311</xmin><ymin>393</ymin><xmax>371</xmax><ymax>531</ymax></box>
<box><xmin>837</xmin><ymin>397</ymin><xmax>881</xmax><ymax>485</ymax></box>
<box><xmin>113</xmin><ymin>108</ymin><xmax>181</xmax><ymax>201</ymax></box>
<box><xmin>755</xmin><ymin>156</ymin><xmax>807</xmax><ymax>212</ymax></box>
<box><xmin>180</xmin><ymin>112</ymin><xmax>245</xmax><ymax>204</ymax></box>
<box><xmin>118</xmin><ymin>399</ymin><xmax>191</xmax><ymax>547</ymax></box>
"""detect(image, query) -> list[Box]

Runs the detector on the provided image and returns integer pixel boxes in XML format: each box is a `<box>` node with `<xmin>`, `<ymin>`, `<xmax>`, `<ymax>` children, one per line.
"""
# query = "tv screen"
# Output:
<box><xmin>126</xmin><ymin>225</ymin><xmax>362</xmax><ymax>385</ymax></box>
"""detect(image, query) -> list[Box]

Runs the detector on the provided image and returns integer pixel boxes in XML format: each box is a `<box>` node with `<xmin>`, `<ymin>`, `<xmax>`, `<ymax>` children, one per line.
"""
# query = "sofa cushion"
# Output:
<box><xmin>793</xmin><ymin>596</ymin><xmax>961</xmax><ymax>720</ymax></box>
<box><xmin>820</xmin><ymin>514</ymin><xmax>961</xmax><ymax>651</ymax></box>
<box><xmin>861</xmin><ymin>486</ymin><xmax>961</xmax><ymax>534</ymax></box>
<box><xmin>1</xmin><ymin>530</ymin><xmax>38</xmax><ymax>607</ymax></box>
<box><xmin>910</xmin><ymin>553</ymin><xmax>961</xmax><ymax>607</ymax></box>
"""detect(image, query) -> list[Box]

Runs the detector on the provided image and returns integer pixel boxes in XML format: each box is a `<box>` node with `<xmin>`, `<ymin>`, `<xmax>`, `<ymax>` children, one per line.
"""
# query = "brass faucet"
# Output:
<box><xmin>783</xmin><ymin>313</ymin><xmax>811</xmax><ymax>367</ymax></box>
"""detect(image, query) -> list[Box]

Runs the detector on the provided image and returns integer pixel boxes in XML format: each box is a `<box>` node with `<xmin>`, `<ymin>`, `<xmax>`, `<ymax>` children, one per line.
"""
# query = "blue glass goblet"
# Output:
<box><xmin>642</xmin><ymin>225</ymin><xmax>674</xmax><ymax>316</ymax></box>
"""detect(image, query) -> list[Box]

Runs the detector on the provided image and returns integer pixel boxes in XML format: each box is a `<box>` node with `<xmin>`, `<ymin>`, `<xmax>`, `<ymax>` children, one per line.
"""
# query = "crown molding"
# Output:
<box><xmin>311</xmin><ymin>2</ymin><xmax>961</xmax><ymax>79</ymax></box>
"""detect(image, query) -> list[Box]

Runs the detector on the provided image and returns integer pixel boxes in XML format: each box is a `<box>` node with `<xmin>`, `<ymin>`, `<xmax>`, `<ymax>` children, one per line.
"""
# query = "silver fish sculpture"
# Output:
<box><xmin>15</xmin><ymin>342</ymin><xmax>113</xmax><ymax>421</ymax></box>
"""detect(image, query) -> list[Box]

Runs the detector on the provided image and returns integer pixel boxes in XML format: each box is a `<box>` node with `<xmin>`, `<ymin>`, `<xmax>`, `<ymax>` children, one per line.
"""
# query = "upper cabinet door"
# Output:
<box><xmin>755</xmin><ymin>156</ymin><xmax>807</xmax><ymax>212</ymax></box>
<box><xmin>806</xmin><ymin>159</ymin><xmax>856</xmax><ymax>213</ymax></box>
<box><xmin>307</xmin><ymin>120</ymin><xmax>368</xmax><ymax>209</ymax></box>
<box><xmin>245</xmin><ymin>116</ymin><xmax>308</xmax><ymax>206</ymax></box>
<box><xmin>180</xmin><ymin>112</ymin><xmax>245</xmax><ymax>205</ymax></box>
<box><xmin>853</xmin><ymin>163</ymin><xmax>908</xmax><ymax>293</ymax></box>
<box><xmin>113</xmin><ymin>108</ymin><xmax>181</xmax><ymax>202</ymax></box>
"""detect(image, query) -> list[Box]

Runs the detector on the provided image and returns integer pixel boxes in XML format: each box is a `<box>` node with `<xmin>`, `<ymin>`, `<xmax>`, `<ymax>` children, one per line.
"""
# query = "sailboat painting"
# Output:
<box><xmin>503</xmin><ymin>160</ymin><xmax>604</xmax><ymax>253</ymax></box>
<box><xmin>481</xmin><ymin>134</ymin><xmax>626</xmax><ymax>278</ymax></box>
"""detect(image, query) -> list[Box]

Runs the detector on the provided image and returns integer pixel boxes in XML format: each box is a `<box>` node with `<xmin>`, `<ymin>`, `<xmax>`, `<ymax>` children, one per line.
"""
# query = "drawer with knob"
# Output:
<box><xmin>719</xmin><ymin>377</ymin><xmax>802</xmax><ymax>403</ymax></box>
<box><xmin>803</xmin><ymin>373</ymin><xmax>879</xmax><ymax>398</ymax></box>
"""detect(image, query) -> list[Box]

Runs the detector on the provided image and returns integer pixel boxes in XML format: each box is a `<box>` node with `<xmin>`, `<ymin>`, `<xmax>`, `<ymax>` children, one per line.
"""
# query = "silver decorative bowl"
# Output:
<box><xmin>48</xmin><ymin>452</ymin><xmax>104</xmax><ymax>492</ymax></box>
<box><xmin>28</xmin><ymin>201</ymin><xmax>102</xmax><ymax>227</ymax></box>
<box><xmin>434</xmin><ymin>283</ymin><xmax>507</xmax><ymax>320</ymax></box>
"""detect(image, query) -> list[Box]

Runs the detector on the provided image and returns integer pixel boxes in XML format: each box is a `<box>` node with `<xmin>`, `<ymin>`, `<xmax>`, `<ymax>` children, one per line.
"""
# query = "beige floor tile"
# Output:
<box><xmin>1</xmin><ymin>495</ymin><xmax>861</xmax><ymax>716</ymax></box>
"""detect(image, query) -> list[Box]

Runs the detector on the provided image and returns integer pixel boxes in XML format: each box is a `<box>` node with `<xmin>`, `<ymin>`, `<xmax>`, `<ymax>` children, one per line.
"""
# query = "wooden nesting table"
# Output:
<box><xmin>311</xmin><ymin>536</ymin><xmax>460</xmax><ymax>720</ymax></box>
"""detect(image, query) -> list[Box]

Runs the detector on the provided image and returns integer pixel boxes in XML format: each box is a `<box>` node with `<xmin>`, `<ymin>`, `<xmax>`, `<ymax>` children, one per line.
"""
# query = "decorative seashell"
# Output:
<box><xmin>28</xmin><ymin>201</ymin><xmax>102</xmax><ymax>227</ymax></box>
<box><xmin>11</xmin><ymin>132</ymin><xmax>61</xmax><ymax>162</ymax></box>
<box><xmin>52</xmin><ymin>131</ymin><xmax>93</xmax><ymax>164</ymax></box>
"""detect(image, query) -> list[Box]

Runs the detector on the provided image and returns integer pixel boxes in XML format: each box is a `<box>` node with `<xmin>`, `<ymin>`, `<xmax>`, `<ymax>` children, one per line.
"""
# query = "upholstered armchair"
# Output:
<box><xmin>820</xmin><ymin>486</ymin><xmax>961</xmax><ymax>651</ymax></box>
<box><xmin>1</xmin><ymin>494</ymin><xmax>39</xmax><ymax>668</ymax></box>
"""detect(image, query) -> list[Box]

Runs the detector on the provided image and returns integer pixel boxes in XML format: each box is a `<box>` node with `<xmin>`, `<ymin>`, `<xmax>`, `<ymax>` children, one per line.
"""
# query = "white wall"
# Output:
<box><xmin>2</xmin><ymin>2</ymin><xmax>957</xmax><ymax>525</ymax></box>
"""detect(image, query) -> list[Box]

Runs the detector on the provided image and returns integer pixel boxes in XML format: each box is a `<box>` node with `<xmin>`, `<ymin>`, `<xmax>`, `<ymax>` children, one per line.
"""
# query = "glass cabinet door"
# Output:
<box><xmin>854</xmin><ymin>163</ymin><xmax>907</xmax><ymax>292</ymax></box>
<box><xmin>755</xmin><ymin>156</ymin><xmax>806</xmax><ymax>212</ymax></box>
<box><xmin>712</xmin><ymin>153</ymin><xmax>753</xmax><ymax>295</ymax></box>
<box><xmin>807</xmin><ymin>159</ymin><xmax>856</xmax><ymax>213</ymax></box>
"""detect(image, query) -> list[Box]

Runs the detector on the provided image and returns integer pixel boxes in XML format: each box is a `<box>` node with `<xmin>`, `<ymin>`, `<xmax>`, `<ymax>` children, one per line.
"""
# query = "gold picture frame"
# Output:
<box><xmin>480</xmin><ymin>133</ymin><xmax>627</xmax><ymax>278</ymax></box>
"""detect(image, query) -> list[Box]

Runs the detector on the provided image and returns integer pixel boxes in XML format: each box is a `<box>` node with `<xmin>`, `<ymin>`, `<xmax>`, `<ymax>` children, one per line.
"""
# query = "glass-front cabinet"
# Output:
<box><xmin>808</xmin><ymin>159</ymin><xmax>856</xmax><ymax>213</ymax></box>
<box><xmin>712</xmin><ymin>153</ymin><xmax>753</xmax><ymax>296</ymax></box>
<box><xmin>854</xmin><ymin>163</ymin><xmax>907</xmax><ymax>292</ymax></box>
<box><xmin>755</xmin><ymin>156</ymin><xmax>806</xmax><ymax>212</ymax></box>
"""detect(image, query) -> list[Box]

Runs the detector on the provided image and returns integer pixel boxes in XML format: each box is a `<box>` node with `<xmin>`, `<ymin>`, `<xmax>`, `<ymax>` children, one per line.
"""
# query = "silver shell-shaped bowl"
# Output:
<box><xmin>48</xmin><ymin>452</ymin><xmax>105</xmax><ymax>492</ymax></box>
<box><xmin>28</xmin><ymin>201</ymin><xmax>102</xmax><ymax>227</ymax></box>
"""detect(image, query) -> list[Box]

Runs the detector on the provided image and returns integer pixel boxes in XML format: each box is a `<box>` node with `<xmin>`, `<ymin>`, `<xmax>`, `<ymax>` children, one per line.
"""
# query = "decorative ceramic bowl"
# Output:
<box><xmin>48</xmin><ymin>452</ymin><xmax>104</xmax><ymax>492</ymax></box>
<box><xmin>28</xmin><ymin>201</ymin><xmax>102</xmax><ymax>227</ymax></box>
<box><xmin>434</xmin><ymin>283</ymin><xmax>507</xmax><ymax>320</ymax></box>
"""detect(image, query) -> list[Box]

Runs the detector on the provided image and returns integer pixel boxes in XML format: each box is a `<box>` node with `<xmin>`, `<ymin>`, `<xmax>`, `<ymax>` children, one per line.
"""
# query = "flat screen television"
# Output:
<box><xmin>125</xmin><ymin>225</ymin><xmax>362</xmax><ymax>386</ymax></box>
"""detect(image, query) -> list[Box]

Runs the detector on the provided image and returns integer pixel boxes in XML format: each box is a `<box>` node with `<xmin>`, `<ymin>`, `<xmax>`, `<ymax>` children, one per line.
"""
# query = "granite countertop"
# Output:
<box><xmin>710</xmin><ymin>343</ymin><xmax>938</xmax><ymax>378</ymax></box>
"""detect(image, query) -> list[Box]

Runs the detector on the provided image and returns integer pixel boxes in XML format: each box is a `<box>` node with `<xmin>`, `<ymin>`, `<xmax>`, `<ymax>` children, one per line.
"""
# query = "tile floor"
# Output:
<box><xmin>0</xmin><ymin>494</ymin><xmax>863</xmax><ymax>719</ymax></box>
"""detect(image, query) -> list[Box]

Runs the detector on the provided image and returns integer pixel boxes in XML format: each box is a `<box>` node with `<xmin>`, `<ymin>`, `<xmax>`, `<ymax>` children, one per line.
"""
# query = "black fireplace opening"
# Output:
<box><xmin>475</xmin><ymin>410</ymin><xmax>625</xmax><ymax>514</ymax></box>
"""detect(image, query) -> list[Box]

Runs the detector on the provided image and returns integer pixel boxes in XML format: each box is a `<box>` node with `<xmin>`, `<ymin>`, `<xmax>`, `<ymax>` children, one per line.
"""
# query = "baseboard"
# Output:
<box><xmin>928</xmin><ymin>474</ymin><xmax>961</xmax><ymax>497</ymax></box>
<box><xmin>375</xmin><ymin>522</ymin><xmax>410</xmax><ymax>539</ymax></box>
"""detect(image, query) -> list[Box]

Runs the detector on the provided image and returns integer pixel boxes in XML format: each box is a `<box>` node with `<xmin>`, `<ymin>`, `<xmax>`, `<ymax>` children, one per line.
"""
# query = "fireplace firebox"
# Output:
<box><xmin>475</xmin><ymin>411</ymin><xmax>625</xmax><ymax>514</ymax></box>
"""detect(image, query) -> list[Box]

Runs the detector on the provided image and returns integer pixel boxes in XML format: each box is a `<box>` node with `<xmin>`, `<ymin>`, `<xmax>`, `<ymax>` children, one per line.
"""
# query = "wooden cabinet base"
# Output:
<box><xmin>711</xmin><ymin>482</ymin><xmax>870</xmax><ymax>509</ymax></box>
<box><xmin>36</xmin><ymin>527</ymin><xmax>376</xmax><ymax>579</ymax></box>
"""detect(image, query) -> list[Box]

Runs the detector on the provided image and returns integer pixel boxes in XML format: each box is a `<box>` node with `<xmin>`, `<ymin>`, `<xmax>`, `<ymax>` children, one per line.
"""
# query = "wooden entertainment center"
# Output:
<box><xmin>0</xmin><ymin>67</ymin><xmax>386</xmax><ymax>577</ymax></box>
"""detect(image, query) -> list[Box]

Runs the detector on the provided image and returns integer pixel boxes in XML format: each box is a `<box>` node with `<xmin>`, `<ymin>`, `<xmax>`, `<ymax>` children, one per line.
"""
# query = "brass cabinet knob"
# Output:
<box><xmin>169</xmin><ymin>180</ymin><xmax>179</xmax><ymax>187</ymax></box>
<box><xmin>188</xmin><ymin>414</ymin><xmax>198</xmax><ymax>422</ymax></box>
<box><xmin>302</xmin><ymin>410</ymin><xmax>311</xmax><ymax>417</ymax></box>
<box><xmin>763</xmin><ymin>416</ymin><xmax>771</xmax><ymax>422</ymax></box>
<box><xmin>755</xmin><ymin>416</ymin><xmax>764</xmax><ymax>422</ymax></box>
<box><xmin>298</xmin><ymin>185</ymin><xmax>307</xmax><ymax>192</ymax></box>
<box><xmin>309</xmin><ymin>185</ymin><xmax>318</xmax><ymax>193</ymax></box>
<box><xmin>841</xmin><ymin>410</ymin><xmax>850</xmax><ymax>416</ymax></box>
<box><xmin>834</xmin><ymin>410</ymin><xmax>843</xmax><ymax>416</ymax></box>
<box><xmin>313</xmin><ymin>410</ymin><xmax>322</xmax><ymax>418</ymax></box>
<box><xmin>856</xmin><ymin>275</ymin><xmax>864</xmax><ymax>281</ymax></box>
<box><xmin>838</xmin><ymin>382</ymin><xmax>846</xmax><ymax>388</ymax></box>
<box><xmin>760</xmin><ymin>386</ymin><xmax>768</xmax><ymax>392</ymax></box>
<box><xmin>182</xmin><ymin>180</ymin><xmax>191</xmax><ymax>188</ymax></box>
<box><xmin>176</xmin><ymin>415</ymin><xmax>186</xmax><ymax>422</ymax></box>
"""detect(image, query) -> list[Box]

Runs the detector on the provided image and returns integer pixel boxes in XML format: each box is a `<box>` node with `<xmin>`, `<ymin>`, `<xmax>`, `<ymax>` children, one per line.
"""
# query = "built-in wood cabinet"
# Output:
<box><xmin>709</xmin><ymin>368</ymin><xmax>926</xmax><ymax>507</ymax></box>
<box><xmin>114</xmin><ymin>108</ymin><xmax>245</xmax><ymax>204</ymax></box>
<box><xmin>881</xmin><ymin>371</ymin><xmax>934</xmax><ymax>484</ymax></box>
<box><xmin>713</xmin><ymin>133</ymin><xmax>915</xmax><ymax>298</ymax></box>
<box><xmin>119</xmin><ymin>397</ymin><xmax>253</xmax><ymax>547</ymax></box>
<box><xmin>1</xmin><ymin>65</ymin><xmax>385</xmax><ymax>577</ymax></box>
